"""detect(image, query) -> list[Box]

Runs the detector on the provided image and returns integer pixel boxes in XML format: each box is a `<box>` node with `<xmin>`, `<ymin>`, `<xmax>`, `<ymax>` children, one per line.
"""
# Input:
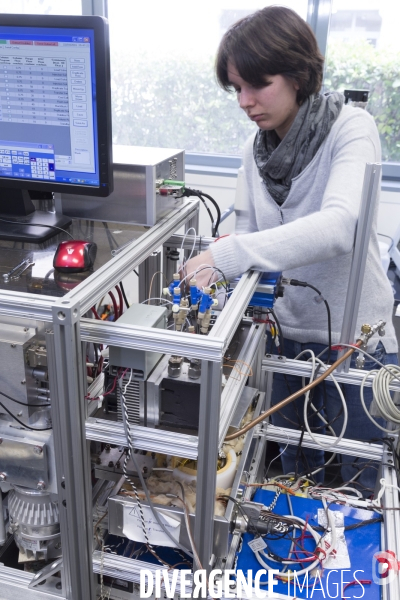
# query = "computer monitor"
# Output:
<box><xmin>0</xmin><ymin>14</ymin><xmax>113</xmax><ymax>242</ymax></box>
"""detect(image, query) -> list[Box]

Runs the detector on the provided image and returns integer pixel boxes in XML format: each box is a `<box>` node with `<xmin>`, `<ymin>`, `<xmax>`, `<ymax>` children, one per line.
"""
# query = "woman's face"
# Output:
<box><xmin>227</xmin><ymin>61</ymin><xmax>300</xmax><ymax>140</ymax></box>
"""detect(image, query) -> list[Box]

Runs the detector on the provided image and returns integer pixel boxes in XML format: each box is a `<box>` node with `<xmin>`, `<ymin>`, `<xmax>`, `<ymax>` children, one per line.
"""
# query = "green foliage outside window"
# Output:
<box><xmin>111</xmin><ymin>40</ymin><xmax>400</xmax><ymax>161</ymax></box>
<box><xmin>324</xmin><ymin>40</ymin><xmax>400</xmax><ymax>162</ymax></box>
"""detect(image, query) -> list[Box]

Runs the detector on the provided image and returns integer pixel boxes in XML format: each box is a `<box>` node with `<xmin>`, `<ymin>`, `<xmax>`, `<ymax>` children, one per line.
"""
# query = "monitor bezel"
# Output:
<box><xmin>0</xmin><ymin>13</ymin><xmax>113</xmax><ymax>198</ymax></box>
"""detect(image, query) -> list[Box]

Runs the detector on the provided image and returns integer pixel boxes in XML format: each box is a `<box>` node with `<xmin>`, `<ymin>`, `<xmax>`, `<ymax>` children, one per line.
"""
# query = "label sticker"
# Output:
<box><xmin>248</xmin><ymin>536</ymin><xmax>267</xmax><ymax>552</ymax></box>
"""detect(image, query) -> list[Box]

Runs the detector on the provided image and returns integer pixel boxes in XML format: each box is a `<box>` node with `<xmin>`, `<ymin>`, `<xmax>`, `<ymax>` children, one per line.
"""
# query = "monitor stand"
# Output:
<box><xmin>0</xmin><ymin>188</ymin><xmax>72</xmax><ymax>243</ymax></box>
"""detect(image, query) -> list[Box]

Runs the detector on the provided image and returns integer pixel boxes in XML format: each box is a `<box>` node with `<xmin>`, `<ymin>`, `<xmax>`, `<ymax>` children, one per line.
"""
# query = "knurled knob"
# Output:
<box><xmin>361</xmin><ymin>324</ymin><xmax>372</xmax><ymax>334</ymax></box>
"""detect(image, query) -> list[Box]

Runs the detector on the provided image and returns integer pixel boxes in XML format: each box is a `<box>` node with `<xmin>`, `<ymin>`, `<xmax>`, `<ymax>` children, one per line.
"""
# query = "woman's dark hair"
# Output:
<box><xmin>216</xmin><ymin>6</ymin><xmax>324</xmax><ymax>104</ymax></box>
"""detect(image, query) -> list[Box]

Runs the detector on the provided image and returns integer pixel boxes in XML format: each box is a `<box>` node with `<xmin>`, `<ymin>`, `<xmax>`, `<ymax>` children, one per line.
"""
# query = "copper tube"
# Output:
<box><xmin>224</xmin><ymin>341</ymin><xmax>362</xmax><ymax>441</ymax></box>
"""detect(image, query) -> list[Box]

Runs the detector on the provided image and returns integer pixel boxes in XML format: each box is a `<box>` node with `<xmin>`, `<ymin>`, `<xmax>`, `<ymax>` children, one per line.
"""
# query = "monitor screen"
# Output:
<box><xmin>0</xmin><ymin>14</ymin><xmax>113</xmax><ymax>242</ymax></box>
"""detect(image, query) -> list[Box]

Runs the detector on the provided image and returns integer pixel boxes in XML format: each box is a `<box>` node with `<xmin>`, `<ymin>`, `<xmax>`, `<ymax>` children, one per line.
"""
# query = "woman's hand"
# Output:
<box><xmin>182</xmin><ymin>249</ymin><xmax>218</xmax><ymax>289</ymax></box>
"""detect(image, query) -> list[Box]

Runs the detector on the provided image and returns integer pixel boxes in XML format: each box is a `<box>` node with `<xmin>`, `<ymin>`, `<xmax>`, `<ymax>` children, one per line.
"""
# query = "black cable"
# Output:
<box><xmin>312</xmin><ymin>517</ymin><xmax>382</xmax><ymax>533</ymax></box>
<box><xmin>182</xmin><ymin>188</ymin><xmax>220</xmax><ymax>237</ymax></box>
<box><xmin>219</xmin><ymin>494</ymin><xmax>260</xmax><ymax>537</ymax></box>
<box><xmin>194</xmin><ymin>191</ymin><xmax>216</xmax><ymax>236</ymax></box>
<box><xmin>268</xmin><ymin>308</ymin><xmax>285</xmax><ymax>356</ymax></box>
<box><xmin>0</xmin><ymin>401</ymin><xmax>52</xmax><ymax>430</ymax></box>
<box><xmin>193</xmin><ymin>265</ymin><xmax>229</xmax><ymax>292</ymax></box>
<box><xmin>133</xmin><ymin>269</ymin><xmax>139</xmax><ymax>277</ymax></box>
<box><xmin>0</xmin><ymin>217</ymin><xmax>74</xmax><ymax>239</ymax></box>
<box><xmin>0</xmin><ymin>389</ymin><xmax>50</xmax><ymax>407</ymax></box>
<box><xmin>286</xmin><ymin>279</ymin><xmax>332</xmax><ymax>364</ymax></box>
<box><xmin>198</xmin><ymin>191</ymin><xmax>221</xmax><ymax>236</ymax></box>
<box><xmin>102</xmin><ymin>222</ymin><xmax>120</xmax><ymax>251</ymax></box>
<box><xmin>119</xmin><ymin>281</ymin><xmax>130</xmax><ymax>309</ymax></box>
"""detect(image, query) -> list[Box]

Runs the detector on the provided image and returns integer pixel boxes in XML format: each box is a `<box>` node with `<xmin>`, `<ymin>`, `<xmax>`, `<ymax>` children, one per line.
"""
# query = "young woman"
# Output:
<box><xmin>184</xmin><ymin>6</ymin><xmax>398</xmax><ymax>491</ymax></box>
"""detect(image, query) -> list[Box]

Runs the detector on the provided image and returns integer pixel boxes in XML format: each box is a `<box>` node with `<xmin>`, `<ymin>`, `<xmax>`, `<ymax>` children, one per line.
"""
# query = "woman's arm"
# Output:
<box><xmin>209</xmin><ymin>118</ymin><xmax>380</xmax><ymax>280</ymax></box>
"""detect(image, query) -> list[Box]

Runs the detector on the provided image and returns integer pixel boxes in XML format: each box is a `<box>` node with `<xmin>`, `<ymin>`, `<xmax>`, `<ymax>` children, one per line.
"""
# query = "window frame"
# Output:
<box><xmin>87</xmin><ymin>0</ymin><xmax>400</xmax><ymax>185</ymax></box>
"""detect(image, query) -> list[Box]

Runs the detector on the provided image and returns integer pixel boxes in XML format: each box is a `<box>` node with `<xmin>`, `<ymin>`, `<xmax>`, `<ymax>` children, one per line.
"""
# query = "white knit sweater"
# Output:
<box><xmin>210</xmin><ymin>105</ymin><xmax>397</xmax><ymax>352</ymax></box>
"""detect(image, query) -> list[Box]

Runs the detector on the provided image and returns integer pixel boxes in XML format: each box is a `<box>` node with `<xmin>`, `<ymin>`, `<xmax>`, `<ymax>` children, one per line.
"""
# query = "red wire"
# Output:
<box><xmin>115</xmin><ymin>285</ymin><xmax>124</xmax><ymax>316</ymax></box>
<box><xmin>91</xmin><ymin>307</ymin><xmax>101</xmax><ymax>320</ymax></box>
<box><xmin>213</xmin><ymin>234</ymin><xmax>230</xmax><ymax>242</ymax></box>
<box><xmin>342</xmin><ymin>580</ymin><xmax>371</xmax><ymax>599</ymax></box>
<box><xmin>108</xmin><ymin>290</ymin><xmax>119</xmax><ymax>320</ymax></box>
<box><xmin>86</xmin><ymin>368</ymin><xmax>128</xmax><ymax>401</ymax></box>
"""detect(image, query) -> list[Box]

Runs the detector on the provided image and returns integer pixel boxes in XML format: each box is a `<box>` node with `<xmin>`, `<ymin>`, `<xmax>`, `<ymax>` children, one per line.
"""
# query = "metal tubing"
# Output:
<box><xmin>46</xmin><ymin>304</ymin><xmax>95</xmax><ymax>600</ymax></box>
<box><xmin>338</xmin><ymin>163</ymin><xmax>382</xmax><ymax>372</ymax></box>
<box><xmin>194</xmin><ymin>359</ymin><xmax>222</xmax><ymax>572</ymax></box>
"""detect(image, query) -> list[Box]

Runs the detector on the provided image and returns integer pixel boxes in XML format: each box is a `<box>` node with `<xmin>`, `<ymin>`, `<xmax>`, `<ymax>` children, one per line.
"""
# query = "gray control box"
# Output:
<box><xmin>109</xmin><ymin>303</ymin><xmax>167</xmax><ymax>379</ymax></box>
<box><xmin>60</xmin><ymin>145</ymin><xmax>184</xmax><ymax>226</ymax></box>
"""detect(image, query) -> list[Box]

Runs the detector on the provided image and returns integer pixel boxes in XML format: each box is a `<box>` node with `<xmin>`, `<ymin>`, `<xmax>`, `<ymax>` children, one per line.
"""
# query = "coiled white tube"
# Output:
<box><xmin>360</xmin><ymin>364</ymin><xmax>400</xmax><ymax>433</ymax></box>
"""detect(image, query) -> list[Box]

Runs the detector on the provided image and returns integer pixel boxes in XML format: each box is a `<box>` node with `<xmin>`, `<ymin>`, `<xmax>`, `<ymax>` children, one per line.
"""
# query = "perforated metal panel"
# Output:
<box><xmin>116</xmin><ymin>378</ymin><xmax>143</xmax><ymax>425</ymax></box>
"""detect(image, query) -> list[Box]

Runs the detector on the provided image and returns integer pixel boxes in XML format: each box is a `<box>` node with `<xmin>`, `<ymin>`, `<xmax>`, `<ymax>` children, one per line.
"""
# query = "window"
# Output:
<box><xmin>325</xmin><ymin>0</ymin><xmax>400</xmax><ymax>164</ymax></box>
<box><xmin>0</xmin><ymin>0</ymin><xmax>82</xmax><ymax>15</ymax></box>
<box><xmin>108</xmin><ymin>1</ymin><xmax>308</xmax><ymax>156</ymax></box>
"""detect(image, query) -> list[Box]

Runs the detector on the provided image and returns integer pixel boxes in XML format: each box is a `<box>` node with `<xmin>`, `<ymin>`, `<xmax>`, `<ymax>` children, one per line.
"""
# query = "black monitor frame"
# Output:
<box><xmin>0</xmin><ymin>13</ymin><xmax>113</xmax><ymax>197</ymax></box>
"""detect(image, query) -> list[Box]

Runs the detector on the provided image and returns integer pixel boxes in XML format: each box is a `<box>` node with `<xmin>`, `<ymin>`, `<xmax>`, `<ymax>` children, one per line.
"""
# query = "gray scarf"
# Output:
<box><xmin>253</xmin><ymin>92</ymin><xmax>344</xmax><ymax>205</ymax></box>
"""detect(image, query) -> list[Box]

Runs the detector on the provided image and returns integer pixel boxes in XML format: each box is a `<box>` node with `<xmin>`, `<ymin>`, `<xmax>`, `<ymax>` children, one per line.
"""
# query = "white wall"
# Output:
<box><xmin>378</xmin><ymin>190</ymin><xmax>400</xmax><ymax>242</ymax></box>
<box><xmin>185</xmin><ymin>172</ymin><xmax>238</xmax><ymax>237</ymax></box>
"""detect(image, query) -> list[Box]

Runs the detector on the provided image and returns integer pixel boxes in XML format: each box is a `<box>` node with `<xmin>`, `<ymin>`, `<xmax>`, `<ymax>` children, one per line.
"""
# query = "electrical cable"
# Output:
<box><xmin>115</xmin><ymin>285</ymin><xmax>124</xmax><ymax>316</ymax></box>
<box><xmin>254</xmin><ymin>514</ymin><xmax>322</xmax><ymax>576</ymax></box>
<box><xmin>180</xmin><ymin>227</ymin><xmax>197</xmax><ymax>266</ymax></box>
<box><xmin>0</xmin><ymin>401</ymin><xmax>52</xmax><ymax>430</ymax></box>
<box><xmin>108</xmin><ymin>290</ymin><xmax>119</xmax><ymax>320</ymax></box>
<box><xmin>119</xmin><ymin>281</ymin><xmax>130</xmax><ymax>309</ymax></box>
<box><xmin>0</xmin><ymin>217</ymin><xmax>74</xmax><ymax>239</ymax></box>
<box><xmin>284</xmin><ymin>279</ymin><xmax>332</xmax><ymax>364</ymax></box>
<box><xmin>297</xmin><ymin>350</ymin><xmax>348</xmax><ymax>449</ymax></box>
<box><xmin>360</xmin><ymin>365</ymin><xmax>400</xmax><ymax>433</ymax></box>
<box><xmin>200</xmin><ymin>191</ymin><xmax>221</xmax><ymax>236</ymax></box>
<box><xmin>117</xmin><ymin>372</ymin><xmax>175</xmax><ymax>569</ymax></box>
<box><xmin>268</xmin><ymin>308</ymin><xmax>285</xmax><ymax>356</ymax></box>
<box><xmin>225</xmin><ymin>341</ymin><xmax>362</xmax><ymax>441</ymax></box>
<box><xmin>91</xmin><ymin>306</ymin><xmax>101</xmax><ymax>320</ymax></box>
<box><xmin>0</xmin><ymin>389</ymin><xmax>50</xmax><ymax>407</ymax></box>
<box><xmin>119</xmin><ymin>371</ymin><xmax>194</xmax><ymax>557</ymax></box>
<box><xmin>182</xmin><ymin>188</ymin><xmax>221</xmax><ymax>237</ymax></box>
<box><xmin>337</xmin><ymin>343</ymin><xmax>400</xmax><ymax>431</ymax></box>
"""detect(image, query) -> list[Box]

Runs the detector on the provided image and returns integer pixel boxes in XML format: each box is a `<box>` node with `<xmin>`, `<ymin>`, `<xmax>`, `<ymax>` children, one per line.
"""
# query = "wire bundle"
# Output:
<box><xmin>360</xmin><ymin>363</ymin><xmax>400</xmax><ymax>433</ymax></box>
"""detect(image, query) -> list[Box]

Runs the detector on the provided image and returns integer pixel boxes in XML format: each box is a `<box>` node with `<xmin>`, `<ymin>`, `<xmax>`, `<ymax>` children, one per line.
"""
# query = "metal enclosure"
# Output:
<box><xmin>0</xmin><ymin>162</ymin><xmax>397</xmax><ymax>600</ymax></box>
<box><xmin>109</xmin><ymin>303</ymin><xmax>167</xmax><ymax>378</ymax></box>
<box><xmin>60</xmin><ymin>145</ymin><xmax>185</xmax><ymax>226</ymax></box>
